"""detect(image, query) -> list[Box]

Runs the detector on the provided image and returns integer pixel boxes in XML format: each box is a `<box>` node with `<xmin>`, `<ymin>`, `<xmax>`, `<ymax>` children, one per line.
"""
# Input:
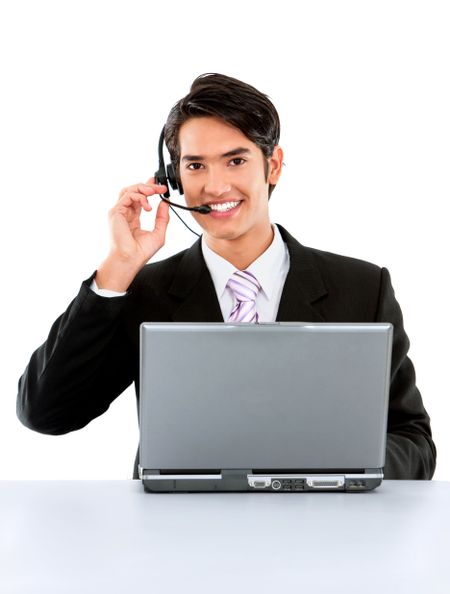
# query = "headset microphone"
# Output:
<box><xmin>154</xmin><ymin>127</ymin><xmax>212</xmax><ymax>215</ymax></box>
<box><xmin>160</xmin><ymin>197</ymin><xmax>211</xmax><ymax>215</ymax></box>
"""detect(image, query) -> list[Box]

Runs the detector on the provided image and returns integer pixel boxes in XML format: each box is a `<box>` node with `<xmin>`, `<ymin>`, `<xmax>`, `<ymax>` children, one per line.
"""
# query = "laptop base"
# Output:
<box><xmin>140</xmin><ymin>468</ymin><xmax>383</xmax><ymax>493</ymax></box>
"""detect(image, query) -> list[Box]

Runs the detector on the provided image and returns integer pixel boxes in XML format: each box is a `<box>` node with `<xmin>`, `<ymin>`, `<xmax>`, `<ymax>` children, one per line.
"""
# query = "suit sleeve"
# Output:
<box><xmin>376</xmin><ymin>268</ymin><xmax>437</xmax><ymax>479</ymax></box>
<box><xmin>17</xmin><ymin>273</ymin><xmax>135</xmax><ymax>435</ymax></box>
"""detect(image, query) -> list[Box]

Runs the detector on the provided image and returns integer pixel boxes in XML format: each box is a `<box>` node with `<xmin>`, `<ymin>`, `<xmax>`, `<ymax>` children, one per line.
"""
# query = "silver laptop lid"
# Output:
<box><xmin>139</xmin><ymin>322</ymin><xmax>392</xmax><ymax>472</ymax></box>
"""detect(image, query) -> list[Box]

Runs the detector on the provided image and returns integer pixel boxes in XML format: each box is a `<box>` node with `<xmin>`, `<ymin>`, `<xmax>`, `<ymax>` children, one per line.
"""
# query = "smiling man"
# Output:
<box><xmin>17</xmin><ymin>73</ymin><xmax>436</xmax><ymax>480</ymax></box>
<box><xmin>178</xmin><ymin>116</ymin><xmax>282</xmax><ymax>270</ymax></box>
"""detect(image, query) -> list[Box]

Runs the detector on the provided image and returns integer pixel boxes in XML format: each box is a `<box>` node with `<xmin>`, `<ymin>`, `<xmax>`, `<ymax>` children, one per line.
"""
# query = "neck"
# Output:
<box><xmin>205</xmin><ymin>222</ymin><xmax>275</xmax><ymax>270</ymax></box>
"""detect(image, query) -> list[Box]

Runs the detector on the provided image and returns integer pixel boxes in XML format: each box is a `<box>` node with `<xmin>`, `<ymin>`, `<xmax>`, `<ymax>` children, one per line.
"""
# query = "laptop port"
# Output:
<box><xmin>248</xmin><ymin>476</ymin><xmax>271</xmax><ymax>489</ymax></box>
<box><xmin>272</xmin><ymin>480</ymin><xmax>281</xmax><ymax>490</ymax></box>
<box><xmin>348</xmin><ymin>480</ymin><xmax>366</xmax><ymax>489</ymax></box>
<box><xmin>306</xmin><ymin>476</ymin><xmax>345</xmax><ymax>489</ymax></box>
<box><xmin>254</xmin><ymin>481</ymin><xmax>268</xmax><ymax>489</ymax></box>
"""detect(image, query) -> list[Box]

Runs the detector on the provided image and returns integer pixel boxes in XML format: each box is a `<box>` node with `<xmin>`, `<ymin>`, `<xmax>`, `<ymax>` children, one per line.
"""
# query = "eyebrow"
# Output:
<box><xmin>181</xmin><ymin>147</ymin><xmax>251</xmax><ymax>162</ymax></box>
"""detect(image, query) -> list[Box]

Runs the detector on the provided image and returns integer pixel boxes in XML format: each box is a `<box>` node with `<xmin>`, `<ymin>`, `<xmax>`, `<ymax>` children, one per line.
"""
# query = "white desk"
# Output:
<box><xmin>1</xmin><ymin>480</ymin><xmax>449</xmax><ymax>594</ymax></box>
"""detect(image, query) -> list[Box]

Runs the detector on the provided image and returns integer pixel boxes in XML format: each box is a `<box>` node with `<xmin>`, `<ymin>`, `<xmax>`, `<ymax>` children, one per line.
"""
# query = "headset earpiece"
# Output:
<box><xmin>166</xmin><ymin>162</ymin><xmax>184</xmax><ymax>196</ymax></box>
<box><xmin>154</xmin><ymin>164</ymin><xmax>170</xmax><ymax>198</ymax></box>
<box><xmin>154</xmin><ymin>126</ymin><xmax>184</xmax><ymax>198</ymax></box>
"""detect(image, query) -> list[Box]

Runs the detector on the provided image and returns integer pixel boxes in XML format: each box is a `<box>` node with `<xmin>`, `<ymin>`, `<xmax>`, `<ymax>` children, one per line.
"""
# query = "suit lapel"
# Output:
<box><xmin>275</xmin><ymin>225</ymin><xmax>328</xmax><ymax>322</ymax></box>
<box><xmin>169</xmin><ymin>238</ymin><xmax>224</xmax><ymax>322</ymax></box>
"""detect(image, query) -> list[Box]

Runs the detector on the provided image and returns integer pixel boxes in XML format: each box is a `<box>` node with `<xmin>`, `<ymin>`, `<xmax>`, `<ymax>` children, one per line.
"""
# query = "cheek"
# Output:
<box><xmin>231</xmin><ymin>169</ymin><xmax>258</xmax><ymax>196</ymax></box>
<box><xmin>180</xmin><ymin>177</ymin><xmax>199</xmax><ymax>203</ymax></box>
<box><xmin>245</xmin><ymin>174</ymin><xmax>267</xmax><ymax>199</ymax></box>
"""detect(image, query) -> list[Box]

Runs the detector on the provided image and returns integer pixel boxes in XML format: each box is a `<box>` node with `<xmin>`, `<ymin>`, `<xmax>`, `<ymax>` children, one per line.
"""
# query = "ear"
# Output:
<box><xmin>267</xmin><ymin>145</ymin><xmax>284</xmax><ymax>184</ymax></box>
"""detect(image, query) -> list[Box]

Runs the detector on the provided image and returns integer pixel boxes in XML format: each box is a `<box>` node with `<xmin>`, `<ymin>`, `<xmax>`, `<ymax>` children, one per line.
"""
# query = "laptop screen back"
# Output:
<box><xmin>139</xmin><ymin>322</ymin><xmax>392</xmax><ymax>472</ymax></box>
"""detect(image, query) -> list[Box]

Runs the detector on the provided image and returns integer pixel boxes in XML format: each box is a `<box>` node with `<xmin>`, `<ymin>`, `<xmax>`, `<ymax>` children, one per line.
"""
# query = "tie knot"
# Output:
<box><xmin>226</xmin><ymin>270</ymin><xmax>261</xmax><ymax>302</ymax></box>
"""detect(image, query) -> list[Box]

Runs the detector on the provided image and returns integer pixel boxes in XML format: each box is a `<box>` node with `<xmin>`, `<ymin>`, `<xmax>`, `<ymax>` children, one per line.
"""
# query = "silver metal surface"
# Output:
<box><xmin>139</xmin><ymin>322</ymin><xmax>392</xmax><ymax>473</ymax></box>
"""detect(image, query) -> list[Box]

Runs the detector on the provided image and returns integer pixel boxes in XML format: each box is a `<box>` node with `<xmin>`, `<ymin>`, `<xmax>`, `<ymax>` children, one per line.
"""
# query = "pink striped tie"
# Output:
<box><xmin>226</xmin><ymin>270</ymin><xmax>261</xmax><ymax>323</ymax></box>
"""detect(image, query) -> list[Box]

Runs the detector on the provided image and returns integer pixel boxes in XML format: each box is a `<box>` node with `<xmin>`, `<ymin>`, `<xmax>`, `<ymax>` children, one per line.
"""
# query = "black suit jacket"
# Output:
<box><xmin>17</xmin><ymin>224</ymin><xmax>436</xmax><ymax>480</ymax></box>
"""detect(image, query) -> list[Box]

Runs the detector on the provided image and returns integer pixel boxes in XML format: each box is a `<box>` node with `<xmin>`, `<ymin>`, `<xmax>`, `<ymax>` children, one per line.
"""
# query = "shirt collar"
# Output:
<box><xmin>201</xmin><ymin>223</ymin><xmax>287</xmax><ymax>300</ymax></box>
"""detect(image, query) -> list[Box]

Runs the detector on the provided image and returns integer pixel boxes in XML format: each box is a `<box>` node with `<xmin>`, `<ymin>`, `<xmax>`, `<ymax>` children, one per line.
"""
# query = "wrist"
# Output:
<box><xmin>95</xmin><ymin>253</ymin><xmax>145</xmax><ymax>292</ymax></box>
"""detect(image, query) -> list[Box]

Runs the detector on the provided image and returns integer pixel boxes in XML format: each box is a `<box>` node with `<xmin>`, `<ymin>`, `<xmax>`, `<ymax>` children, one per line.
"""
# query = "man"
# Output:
<box><xmin>17</xmin><ymin>73</ymin><xmax>436</xmax><ymax>480</ymax></box>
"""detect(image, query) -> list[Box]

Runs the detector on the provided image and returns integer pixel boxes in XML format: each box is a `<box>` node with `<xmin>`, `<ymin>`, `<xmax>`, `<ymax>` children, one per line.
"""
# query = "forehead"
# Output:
<box><xmin>178</xmin><ymin>116</ymin><xmax>257</xmax><ymax>158</ymax></box>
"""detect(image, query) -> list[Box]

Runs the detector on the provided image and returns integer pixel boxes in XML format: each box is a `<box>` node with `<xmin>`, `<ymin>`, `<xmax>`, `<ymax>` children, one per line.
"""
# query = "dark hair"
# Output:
<box><xmin>164</xmin><ymin>73</ymin><xmax>281</xmax><ymax>199</ymax></box>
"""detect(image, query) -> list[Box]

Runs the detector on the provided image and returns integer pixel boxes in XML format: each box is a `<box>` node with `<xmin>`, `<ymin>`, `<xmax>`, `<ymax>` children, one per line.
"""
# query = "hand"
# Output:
<box><xmin>96</xmin><ymin>177</ymin><xmax>170</xmax><ymax>291</ymax></box>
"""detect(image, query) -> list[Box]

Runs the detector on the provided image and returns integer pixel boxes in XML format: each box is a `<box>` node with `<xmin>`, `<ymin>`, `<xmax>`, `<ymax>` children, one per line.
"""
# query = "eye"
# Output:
<box><xmin>230</xmin><ymin>158</ymin><xmax>246</xmax><ymax>166</ymax></box>
<box><xmin>186</xmin><ymin>162</ymin><xmax>203</xmax><ymax>170</ymax></box>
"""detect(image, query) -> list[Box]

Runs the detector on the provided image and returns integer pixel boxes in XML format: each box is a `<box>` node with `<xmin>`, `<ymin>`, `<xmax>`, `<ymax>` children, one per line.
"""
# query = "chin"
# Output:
<box><xmin>207</xmin><ymin>227</ymin><xmax>247</xmax><ymax>242</ymax></box>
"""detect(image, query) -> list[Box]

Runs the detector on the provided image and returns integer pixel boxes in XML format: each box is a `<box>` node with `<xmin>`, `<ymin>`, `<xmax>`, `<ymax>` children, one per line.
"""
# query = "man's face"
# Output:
<box><xmin>178</xmin><ymin>116</ymin><xmax>282</xmax><ymax>244</ymax></box>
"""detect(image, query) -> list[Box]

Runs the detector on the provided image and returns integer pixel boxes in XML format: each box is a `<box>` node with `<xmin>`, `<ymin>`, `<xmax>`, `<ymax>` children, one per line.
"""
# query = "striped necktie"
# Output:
<box><xmin>226</xmin><ymin>270</ymin><xmax>261</xmax><ymax>323</ymax></box>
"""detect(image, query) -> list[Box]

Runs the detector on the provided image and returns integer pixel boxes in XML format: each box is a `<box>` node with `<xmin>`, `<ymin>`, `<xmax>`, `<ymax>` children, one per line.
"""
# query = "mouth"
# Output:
<box><xmin>206</xmin><ymin>200</ymin><xmax>242</xmax><ymax>214</ymax></box>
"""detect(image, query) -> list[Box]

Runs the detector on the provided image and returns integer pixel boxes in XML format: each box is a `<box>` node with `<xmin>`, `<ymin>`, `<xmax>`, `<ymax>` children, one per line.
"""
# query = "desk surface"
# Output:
<box><xmin>1</xmin><ymin>480</ymin><xmax>449</xmax><ymax>594</ymax></box>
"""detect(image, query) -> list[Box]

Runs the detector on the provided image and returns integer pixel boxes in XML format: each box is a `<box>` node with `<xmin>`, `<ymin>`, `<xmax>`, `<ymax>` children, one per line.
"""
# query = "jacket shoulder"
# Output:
<box><xmin>277</xmin><ymin>224</ymin><xmax>383</xmax><ymax>282</ymax></box>
<box><xmin>294</xmin><ymin>244</ymin><xmax>385</xmax><ymax>321</ymax></box>
<box><xmin>307</xmin><ymin>245</ymin><xmax>383</xmax><ymax>294</ymax></box>
<box><xmin>306</xmin><ymin>244</ymin><xmax>381</xmax><ymax>275</ymax></box>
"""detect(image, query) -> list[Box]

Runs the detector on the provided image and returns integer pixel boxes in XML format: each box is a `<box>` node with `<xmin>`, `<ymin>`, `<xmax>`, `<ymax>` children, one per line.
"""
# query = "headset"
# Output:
<box><xmin>154</xmin><ymin>126</ymin><xmax>211</xmax><ymax>221</ymax></box>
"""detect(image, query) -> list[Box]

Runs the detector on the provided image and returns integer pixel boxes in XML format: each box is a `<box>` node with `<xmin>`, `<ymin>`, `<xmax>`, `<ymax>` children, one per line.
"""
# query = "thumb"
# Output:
<box><xmin>154</xmin><ymin>199</ymin><xmax>170</xmax><ymax>233</ymax></box>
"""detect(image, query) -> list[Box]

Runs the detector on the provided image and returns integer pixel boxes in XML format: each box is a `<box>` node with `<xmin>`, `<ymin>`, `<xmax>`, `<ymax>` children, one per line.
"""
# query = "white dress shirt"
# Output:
<box><xmin>201</xmin><ymin>223</ymin><xmax>290</xmax><ymax>322</ymax></box>
<box><xmin>91</xmin><ymin>223</ymin><xmax>291</xmax><ymax>322</ymax></box>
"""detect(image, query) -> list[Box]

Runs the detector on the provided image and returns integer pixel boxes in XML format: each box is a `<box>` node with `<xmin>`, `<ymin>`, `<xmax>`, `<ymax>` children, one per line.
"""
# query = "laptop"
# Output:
<box><xmin>139</xmin><ymin>322</ymin><xmax>393</xmax><ymax>493</ymax></box>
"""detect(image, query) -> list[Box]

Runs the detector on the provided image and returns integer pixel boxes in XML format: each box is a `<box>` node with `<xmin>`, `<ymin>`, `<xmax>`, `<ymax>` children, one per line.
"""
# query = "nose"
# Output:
<box><xmin>204</xmin><ymin>167</ymin><xmax>231</xmax><ymax>197</ymax></box>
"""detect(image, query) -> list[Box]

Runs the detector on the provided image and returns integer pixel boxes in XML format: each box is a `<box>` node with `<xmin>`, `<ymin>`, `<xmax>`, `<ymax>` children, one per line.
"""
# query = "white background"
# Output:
<box><xmin>0</xmin><ymin>0</ymin><xmax>448</xmax><ymax>480</ymax></box>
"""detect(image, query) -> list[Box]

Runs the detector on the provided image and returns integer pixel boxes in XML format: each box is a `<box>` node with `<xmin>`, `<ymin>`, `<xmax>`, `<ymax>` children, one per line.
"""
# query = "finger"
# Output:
<box><xmin>118</xmin><ymin>181</ymin><xmax>167</xmax><ymax>200</ymax></box>
<box><xmin>154</xmin><ymin>199</ymin><xmax>170</xmax><ymax>235</ymax></box>
<box><xmin>119</xmin><ymin>184</ymin><xmax>140</xmax><ymax>199</ymax></box>
<box><xmin>119</xmin><ymin>191</ymin><xmax>152</xmax><ymax>212</ymax></box>
<box><xmin>137</xmin><ymin>183</ymin><xmax>168</xmax><ymax>197</ymax></box>
<box><xmin>113</xmin><ymin>194</ymin><xmax>149</xmax><ymax>221</ymax></box>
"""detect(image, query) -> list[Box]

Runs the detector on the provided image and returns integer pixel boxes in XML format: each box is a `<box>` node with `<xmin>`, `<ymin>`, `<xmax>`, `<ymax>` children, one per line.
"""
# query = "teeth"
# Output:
<box><xmin>209</xmin><ymin>201</ymin><xmax>241</xmax><ymax>212</ymax></box>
